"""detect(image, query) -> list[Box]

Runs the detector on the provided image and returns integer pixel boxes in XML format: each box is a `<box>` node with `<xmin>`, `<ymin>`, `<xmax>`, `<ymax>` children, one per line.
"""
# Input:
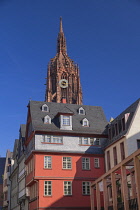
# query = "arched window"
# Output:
<box><xmin>42</xmin><ymin>104</ymin><xmax>49</xmax><ymax>112</ymax></box>
<box><xmin>78</xmin><ymin>107</ymin><xmax>85</xmax><ymax>115</ymax></box>
<box><xmin>82</xmin><ymin>118</ymin><xmax>89</xmax><ymax>127</ymax></box>
<box><xmin>44</xmin><ymin>115</ymin><xmax>51</xmax><ymax>124</ymax></box>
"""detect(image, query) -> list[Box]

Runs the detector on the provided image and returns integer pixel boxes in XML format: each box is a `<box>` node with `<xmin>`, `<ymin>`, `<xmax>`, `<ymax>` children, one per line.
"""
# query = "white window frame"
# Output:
<box><xmin>42</xmin><ymin>135</ymin><xmax>63</xmax><ymax>144</ymax></box>
<box><xmin>64</xmin><ymin>181</ymin><xmax>72</xmax><ymax>195</ymax></box>
<box><xmin>44</xmin><ymin>156</ymin><xmax>52</xmax><ymax>169</ymax></box>
<box><xmin>82</xmin><ymin>181</ymin><xmax>90</xmax><ymax>195</ymax></box>
<box><xmin>82</xmin><ymin>157</ymin><xmax>90</xmax><ymax>170</ymax></box>
<box><xmin>82</xmin><ymin>118</ymin><xmax>89</xmax><ymax>127</ymax></box>
<box><xmin>62</xmin><ymin>115</ymin><xmax>70</xmax><ymax>126</ymax></box>
<box><xmin>53</xmin><ymin>136</ymin><xmax>63</xmax><ymax>143</ymax></box>
<box><xmin>42</xmin><ymin>104</ymin><xmax>49</xmax><ymax>112</ymax></box>
<box><xmin>79</xmin><ymin>107</ymin><xmax>85</xmax><ymax>115</ymax></box>
<box><xmin>94</xmin><ymin>158</ymin><xmax>100</xmax><ymax>168</ymax></box>
<box><xmin>63</xmin><ymin>157</ymin><xmax>72</xmax><ymax>169</ymax></box>
<box><xmin>79</xmin><ymin>137</ymin><xmax>95</xmax><ymax>145</ymax></box>
<box><xmin>44</xmin><ymin>115</ymin><xmax>51</xmax><ymax>124</ymax></box>
<box><xmin>44</xmin><ymin>181</ymin><xmax>52</xmax><ymax>196</ymax></box>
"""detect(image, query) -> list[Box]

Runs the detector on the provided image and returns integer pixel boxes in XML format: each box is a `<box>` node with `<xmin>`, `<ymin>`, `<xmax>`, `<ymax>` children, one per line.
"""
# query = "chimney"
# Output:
<box><xmin>61</xmin><ymin>97</ymin><xmax>66</xmax><ymax>103</ymax></box>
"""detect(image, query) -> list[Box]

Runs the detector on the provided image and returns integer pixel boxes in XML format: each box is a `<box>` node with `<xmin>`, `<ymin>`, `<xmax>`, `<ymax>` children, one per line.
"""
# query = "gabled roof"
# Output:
<box><xmin>107</xmin><ymin>98</ymin><xmax>140</xmax><ymax>143</ymax></box>
<box><xmin>20</xmin><ymin>124</ymin><xmax>26</xmax><ymax>138</ymax></box>
<box><xmin>12</xmin><ymin>139</ymin><xmax>19</xmax><ymax>159</ymax></box>
<box><xmin>28</xmin><ymin>101</ymin><xmax>108</xmax><ymax>135</ymax></box>
<box><xmin>0</xmin><ymin>157</ymin><xmax>6</xmax><ymax>184</ymax></box>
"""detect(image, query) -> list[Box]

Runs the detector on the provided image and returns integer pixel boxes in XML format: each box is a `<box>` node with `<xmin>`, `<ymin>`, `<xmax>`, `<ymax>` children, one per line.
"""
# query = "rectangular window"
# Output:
<box><xmin>53</xmin><ymin>136</ymin><xmax>63</xmax><ymax>143</ymax></box>
<box><xmin>63</xmin><ymin>157</ymin><xmax>72</xmax><ymax>169</ymax></box>
<box><xmin>120</xmin><ymin>142</ymin><xmax>125</xmax><ymax>160</ymax></box>
<box><xmin>122</xmin><ymin>117</ymin><xmax>125</xmax><ymax>131</ymax></box>
<box><xmin>113</xmin><ymin>147</ymin><xmax>117</xmax><ymax>166</ymax></box>
<box><xmin>64</xmin><ymin>181</ymin><xmax>72</xmax><ymax>195</ymax></box>
<box><xmin>44</xmin><ymin>156</ymin><xmax>52</xmax><ymax>169</ymax></box>
<box><xmin>108</xmin><ymin>128</ymin><xmax>111</xmax><ymax>140</ymax></box>
<box><xmin>115</xmin><ymin>123</ymin><xmax>118</xmax><ymax>136</ymax></box>
<box><xmin>44</xmin><ymin>181</ymin><xmax>52</xmax><ymax>196</ymax></box>
<box><xmin>62</xmin><ymin>116</ymin><xmax>70</xmax><ymax>126</ymax></box>
<box><xmin>42</xmin><ymin>135</ymin><xmax>63</xmax><ymax>144</ymax></box>
<box><xmin>43</xmin><ymin>135</ymin><xmax>51</xmax><ymax>143</ymax></box>
<box><xmin>82</xmin><ymin>157</ymin><xmax>90</xmax><ymax>170</ymax></box>
<box><xmin>82</xmin><ymin>182</ymin><xmax>90</xmax><ymax>195</ymax></box>
<box><xmin>90</xmin><ymin>138</ymin><xmax>94</xmax><ymax>145</ymax></box>
<box><xmin>107</xmin><ymin>151</ymin><xmax>111</xmax><ymax>170</ymax></box>
<box><xmin>94</xmin><ymin>158</ymin><xmax>100</xmax><ymax>168</ymax></box>
<box><xmin>137</xmin><ymin>140</ymin><xmax>140</xmax><ymax>149</ymax></box>
<box><xmin>83</xmin><ymin>137</ymin><xmax>88</xmax><ymax>144</ymax></box>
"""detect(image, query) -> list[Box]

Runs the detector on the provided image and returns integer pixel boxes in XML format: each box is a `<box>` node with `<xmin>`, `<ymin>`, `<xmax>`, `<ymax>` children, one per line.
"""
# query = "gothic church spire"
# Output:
<box><xmin>45</xmin><ymin>18</ymin><xmax>82</xmax><ymax>104</ymax></box>
<box><xmin>57</xmin><ymin>17</ymin><xmax>67</xmax><ymax>54</ymax></box>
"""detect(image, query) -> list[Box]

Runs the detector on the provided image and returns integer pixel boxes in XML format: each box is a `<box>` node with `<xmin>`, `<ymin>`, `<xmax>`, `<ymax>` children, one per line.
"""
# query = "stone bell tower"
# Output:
<box><xmin>45</xmin><ymin>18</ymin><xmax>82</xmax><ymax>104</ymax></box>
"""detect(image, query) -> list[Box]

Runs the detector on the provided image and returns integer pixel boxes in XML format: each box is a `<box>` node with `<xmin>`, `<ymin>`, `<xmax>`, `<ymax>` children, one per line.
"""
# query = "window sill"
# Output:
<box><xmin>82</xmin><ymin>194</ymin><xmax>90</xmax><ymax>196</ymax></box>
<box><xmin>62</xmin><ymin>168</ymin><xmax>72</xmax><ymax>170</ymax></box>
<box><xmin>82</xmin><ymin>169</ymin><xmax>91</xmax><ymax>171</ymax></box>
<box><xmin>63</xmin><ymin>194</ymin><xmax>72</xmax><ymax>196</ymax></box>
<box><xmin>43</xmin><ymin>168</ymin><xmax>52</xmax><ymax>170</ymax></box>
<box><xmin>42</xmin><ymin>142</ymin><xmax>63</xmax><ymax>145</ymax></box>
<box><xmin>43</xmin><ymin>195</ymin><xmax>52</xmax><ymax>197</ymax></box>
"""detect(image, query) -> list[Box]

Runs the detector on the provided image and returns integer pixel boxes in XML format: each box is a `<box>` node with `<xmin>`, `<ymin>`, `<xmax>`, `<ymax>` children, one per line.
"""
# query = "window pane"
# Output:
<box><xmin>43</xmin><ymin>135</ymin><xmax>51</xmax><ymax>143</ymax></box>
<box><xmin>44</xmin><ymin>156</ymin><xmax>52</xmax><ymax>169</ymax></box>
<box><xmin>94</xmin><ymin>158</ymin><xmax>100</xmax><ymax>168</ymax></box>
<box><xmin>53</xmin><ymin>136</ymin><xmax>62</xmax><ymax>143</ymax></box>
<box><xmin>63</xmin><ymin>116</ymin><xmax>70</xmax><ymax>125</ymax></box>
<box><xmin>63</xmin><ymin>157</ymin><xmax>72</xmax><ymax>169</ymax></box>
<box><xmin>82</xmin><ymin>182</ymin><xmax>90</xmax><ymax>195</ymax></box>
<box><xmin>44</xmin><ymin>181</ymin><xmax>52</xmax><ymax>196</ymax></box>
<box><xmin>82</xmin><ymin>158</ymin><xmax>90</xmax><ymax>170</ymax></box>
<box><xmin>64</xmin><ymin>181</ymin><xmax>72</xmax><ymax>195</ymax></box>
<box><xmin>83</xmin><ymin>137</ymin><xmax>88</xmax><ymax>144</ymax></box>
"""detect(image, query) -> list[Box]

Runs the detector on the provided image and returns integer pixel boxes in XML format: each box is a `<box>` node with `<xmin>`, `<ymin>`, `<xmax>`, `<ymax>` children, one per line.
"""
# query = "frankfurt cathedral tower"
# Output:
<box><xmin>45</xmin><ymin>18</ymin><xmax>83</xmax><ymax>104</ymax></box>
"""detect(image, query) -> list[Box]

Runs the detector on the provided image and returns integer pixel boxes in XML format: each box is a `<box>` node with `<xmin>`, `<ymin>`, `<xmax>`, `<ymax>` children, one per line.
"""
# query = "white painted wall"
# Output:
<box><xmin>35</xmin><ymin>134</ymin><xmax>96</xmax><ymax>153</ymax></box>
<box><xmin>126</xmin><ymin>103</ymin><xmax>140</xmax><ymax>156</ymax></box>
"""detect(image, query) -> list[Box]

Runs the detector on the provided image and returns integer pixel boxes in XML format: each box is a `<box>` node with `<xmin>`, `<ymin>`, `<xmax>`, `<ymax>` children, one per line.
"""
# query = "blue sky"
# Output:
<box><xmin>1</xmin><ymin>0</ymin><xmax>140</xmax><ymax>156</ymax></box>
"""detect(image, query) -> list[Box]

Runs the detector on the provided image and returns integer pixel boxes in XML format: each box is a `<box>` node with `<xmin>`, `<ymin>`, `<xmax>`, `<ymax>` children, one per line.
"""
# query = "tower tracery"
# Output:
<box><xmin>45</xmin><ymin>18</ymin><xmax>82</xmax><ymax>104</ymax></box>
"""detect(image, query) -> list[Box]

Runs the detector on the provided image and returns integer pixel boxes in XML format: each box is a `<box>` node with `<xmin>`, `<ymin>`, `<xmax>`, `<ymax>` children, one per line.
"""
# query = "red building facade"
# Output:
<box><xmin>24</xmin><ymin>18</ymin><xmax>108</xmax><ymax>209</ymax></box>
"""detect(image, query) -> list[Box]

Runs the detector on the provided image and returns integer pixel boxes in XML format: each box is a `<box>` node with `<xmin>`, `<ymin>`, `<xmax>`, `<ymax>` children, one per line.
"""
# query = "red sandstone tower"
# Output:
<box><xmin>45</xmin><ymin>17</ymin><xmax>82</xmax><ymax>104</ymax></box>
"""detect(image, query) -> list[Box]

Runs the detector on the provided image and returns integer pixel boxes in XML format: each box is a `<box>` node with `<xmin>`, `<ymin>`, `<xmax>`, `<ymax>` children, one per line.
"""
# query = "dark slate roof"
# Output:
<box><xmin>0</xmin><ymin>158</ymin><xmax>6</xmax><ymax>184</ymax></box>
<box><xmin>33</xmin><ymin>147</ymin><xmax>104</xmax><ymax>155</ymax></box>
<box><xmin>20</xmin><ymin>124</ymin><xmax>26</xmax><ymax>138</ymax></box>
<box><xmin>12</xmin><ymin>139</ymin><xmax>19</xmax><ymax>159</ymax></box>
<box><xmin>107</xmin><ymin>98</ymin><xmax>140</xmax><ymax>144</ymax></box>
<box><xmin>29</xmin><ymin>101</ymin><xmax>108</xmax><ymax>135</ymax></box>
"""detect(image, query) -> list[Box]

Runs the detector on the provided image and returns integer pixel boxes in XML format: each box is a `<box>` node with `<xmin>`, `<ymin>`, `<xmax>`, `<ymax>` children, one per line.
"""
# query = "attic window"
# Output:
<box><xmin>44</xmin><ymin>115</ymin><xmax>51</xmax><ymax>124</ymax></box>
<box><xmin>62</xmin><ymin>116</ymin><xmax>70</xmax><ymax>126</ymax></box>
<box><xmin>79</xmin><ymin>107</ymin><xmax>85</xmax><ymax>115</ymax></box>
<box><xmin>82</xmin><ymin>118</ymin><xmax>89</xmax><ymax>127</ymax></box>
<box><xmin>42</xmin><ymin>104</ymin><xmax>49</xmax><ymax>112</ymax></box>
<box><xmin>121</xmin><ymin>117</ymin><xmax>125</xmax><ymax>131</ymax></box>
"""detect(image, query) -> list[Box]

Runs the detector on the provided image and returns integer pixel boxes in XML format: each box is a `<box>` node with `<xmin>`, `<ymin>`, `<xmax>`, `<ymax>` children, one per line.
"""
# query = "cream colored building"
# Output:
<box><xmin>105</xmin><ymin>99</ymin><xmax>140</xmax><ymax>171</ymax></box>
<box><xmin>3</xmin><ymin>150</ymin><xmax>12</xmax><ymax>210</ymax></box>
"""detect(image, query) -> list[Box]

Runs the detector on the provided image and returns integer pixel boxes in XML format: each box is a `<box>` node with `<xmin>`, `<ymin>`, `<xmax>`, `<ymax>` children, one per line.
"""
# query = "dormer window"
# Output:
<box><xmin>79</xmin><ymin>107</ymin><xmax>85</xmax><ymax>115</ymax></box>
<box><xmin>82</xmin><ymin>118</ymin><xmax>89</xmax><ymax>127</ymax></box>
<box><xmin>121</xmin><ymin>117</ymin><xmax>125</xmax><ymax>131</ymax></box>
<box><xmin>42</xmin><ymin>104</ymin><xmax>49</xmax><ymax>112</ymax></box>
<box><xmin>44</xmin><ymin>115</ymin><xmax>51</xmax><ymax>124</ymax></box>
<box><xmin>62</xmin><ymin>116</ymin><xmax>70</xmax><ymax>126</ymax></box>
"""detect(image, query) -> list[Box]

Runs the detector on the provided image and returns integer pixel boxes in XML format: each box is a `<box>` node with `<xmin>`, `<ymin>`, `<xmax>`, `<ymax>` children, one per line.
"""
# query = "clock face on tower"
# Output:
<box><xmin>59</xmin><ymin>79</ymin><xmax>68</xmax><ymax>88</ymax></box>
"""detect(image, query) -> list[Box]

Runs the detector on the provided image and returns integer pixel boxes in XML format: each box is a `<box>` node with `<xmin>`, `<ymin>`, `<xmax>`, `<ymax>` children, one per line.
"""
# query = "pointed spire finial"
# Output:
<box><xmin>57</xmin><ymin>17</ymin><xmax>67</xmax><ymax>54</ymax></box>
<box><xmin>60</xmin><ymin>17</ymin><xmax>63</xmax><ymax>33</ymax></box>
